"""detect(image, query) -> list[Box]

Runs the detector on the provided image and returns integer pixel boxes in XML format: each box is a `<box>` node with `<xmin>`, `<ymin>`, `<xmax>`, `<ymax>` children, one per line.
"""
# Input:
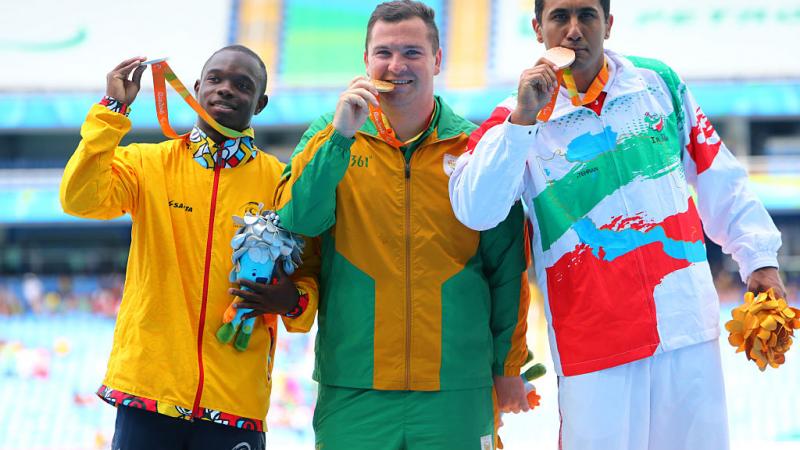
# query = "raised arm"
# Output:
<box><xmin>449</xmin><ymin>57</ymin><xmax>559</xmax><ymax>231</ymax></box>
<box><xmin>274</xmin><ymin>77</ymin><xmax>380</xmax><ymax>236</ymax></box>
<box><xmin>448</xmin><ymin>102</ymin><xmax>530</xmax><ymax>231</ymax></box>
<box><xmin>60</xmin><ymin>57</ymin><xmax>147</xmax><ymax>220</ymax></box>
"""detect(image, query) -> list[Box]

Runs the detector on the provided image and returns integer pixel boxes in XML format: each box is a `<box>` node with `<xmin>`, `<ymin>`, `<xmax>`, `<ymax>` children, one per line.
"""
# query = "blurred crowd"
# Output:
<box><xmin>0</xmin><ymin>272</ymin><xmax>319</xmax><ymax>447</ymax></box>
<box><xmin>714</xmin><ymin>270</ymin><xmax>800</xmax><ymax>304</ymax></box>
<box><xmin>0</xmin><ymin>273</ymin><xmax>124</xmax><ymax>317</ymax></box>
<box><xmin>1</xmin><ymin>270</ymin><xmax>799</xmax><ymax>318</ymax></box>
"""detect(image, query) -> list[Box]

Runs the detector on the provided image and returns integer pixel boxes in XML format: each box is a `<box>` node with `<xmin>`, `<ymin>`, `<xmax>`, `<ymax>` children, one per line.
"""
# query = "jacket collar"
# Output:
<box><xmin>357</xmin><ymin>95</ymin><xmax>474</xmax><ymax>146</ymax></box>
<box><xmin>546</xmin><ymin>50</ymin><xmax>648</xmax><ymax>121</ymax></box>
<box><xmin>187</xmin><ymin>125</ymin><xmax>257</xmax><ymax>169</ymax></box>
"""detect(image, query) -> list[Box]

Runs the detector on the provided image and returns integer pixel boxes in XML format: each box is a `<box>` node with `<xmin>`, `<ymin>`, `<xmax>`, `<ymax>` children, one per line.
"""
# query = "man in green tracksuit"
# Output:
<box><xmin>274</xmin><ymin>1</ymin><xmax>532</xmax><ymax>449</ymax></box>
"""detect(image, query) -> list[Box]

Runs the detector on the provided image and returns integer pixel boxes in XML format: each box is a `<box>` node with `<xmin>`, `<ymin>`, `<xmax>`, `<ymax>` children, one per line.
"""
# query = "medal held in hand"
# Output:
<box><xmin>216</xmin><ymin>204</ymin><xmax>305</xmax><ymax>351</ymax></box>
<box><xmin>535</xmin><ymin>47</ymin><xmax>610</xmax><ymax>123</ymax></box>
<box><xmin>536</xmin><ymin>47</ymin><xmax>574</xmax><ymax>122</ymax></box>
<box><xmin>367</xmin><ymin>78</ymin><xmax>404</xmax><ymax>149</ymax></box>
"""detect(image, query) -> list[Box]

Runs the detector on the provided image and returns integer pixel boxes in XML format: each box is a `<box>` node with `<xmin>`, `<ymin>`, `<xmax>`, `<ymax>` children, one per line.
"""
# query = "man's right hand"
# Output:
<box><xmin>332</xmin><ymin>76</ymin><xmax>380</xmax><ymax>138</ymax></box>
<box><xmin>106</xmin><ymin>57</ymin><xmax>148</xmax><ymax>105</ymax></box>
<box><xmin>509</xmin><ymin>58</ymin><xmax>560</xmax><ymax>126</ymax></box>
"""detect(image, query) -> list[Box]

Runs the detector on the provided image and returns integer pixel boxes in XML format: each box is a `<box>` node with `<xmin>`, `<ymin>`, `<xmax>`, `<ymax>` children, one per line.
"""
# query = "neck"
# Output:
<box><xmin>198</xmin><ymin>121</ymin><xmax>243</xmax><ymax>144</ymax></box>
<box><xmin>381</xmin><ymin>97</ymin><xmax>435</xmax><ymax>142</ymax></box>
<box><xmin>568</xmin><ymin>57</ymin><xmax>605</xmax><ymax>93</ymax></box>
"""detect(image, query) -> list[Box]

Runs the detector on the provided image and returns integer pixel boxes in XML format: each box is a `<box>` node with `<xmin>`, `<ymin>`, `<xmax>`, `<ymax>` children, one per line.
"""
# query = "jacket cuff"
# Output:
<box><xmin>739</xmin><ymin>255</ymin><xmax>780</xmax><ymax>283</ymax></box>
<box><xmin>99</xmin><ymin>96</ymin><xmax>132</xmax><ymax>117</ymax></box>
<box><xmin>503</xmin><ymin>115</ymin><xmax>540</xmax><ymax>144</ymax></box>
<box><xmin>282</xmin><ymin>288</ymin><xmax>309</xmax><ymax>319</ymax></box>
<box><xmin>493</xmin><ymin>364</ymin><xmax>522</xmax><ymax>377</ymax></box>
<box><xmin>329</xmin><ymin>128</ymin><xmax>356</xmax><ymax>151</ymax></box>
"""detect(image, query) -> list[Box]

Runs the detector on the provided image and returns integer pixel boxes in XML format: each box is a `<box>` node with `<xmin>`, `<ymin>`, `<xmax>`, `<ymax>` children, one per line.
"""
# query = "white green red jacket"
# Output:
<box><xmin>449</xmin><ymin>50</ymin><xmax>781</xmax><ymax>376</ymax></box>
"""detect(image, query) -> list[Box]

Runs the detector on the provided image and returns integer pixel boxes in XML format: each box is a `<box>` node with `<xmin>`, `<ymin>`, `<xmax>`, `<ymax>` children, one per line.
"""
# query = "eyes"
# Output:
<box><xmin>374</xmin><ymin>48</ymin><xmax>424</xmax><ymax>58</ymax></box>
<box><xmin>550</xmin><ymin>10</ymin><xmax>598</xmax><ymax>22</ymax></box>
<box><xmin>205</xmin><ymin>74</ymin><xmax>255</xmax><ymax>92</ymax></box>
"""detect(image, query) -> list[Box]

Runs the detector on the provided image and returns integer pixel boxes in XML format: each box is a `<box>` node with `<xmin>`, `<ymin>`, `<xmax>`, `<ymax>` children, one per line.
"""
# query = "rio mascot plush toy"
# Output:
<box><xmin>216</xmin><ymin>204</ymin><xmax>304</xmax><ymax>351</ymax></box>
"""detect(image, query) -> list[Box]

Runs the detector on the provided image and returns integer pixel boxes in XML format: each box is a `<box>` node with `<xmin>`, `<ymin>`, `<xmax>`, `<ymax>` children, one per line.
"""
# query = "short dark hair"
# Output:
<box><xmin>366</xmin><ymin>0</ymin><xmax>439</xmax><ymax>52</ymax></box>
<box><xmin>535</xmin><ymin>0</ymin><xmax>610</xmax><ymax>23</ymax></box>
<box><xmin>202</xmin><ymin>45</ymin><xmax>268</xmax><ymax>96</ymax></box>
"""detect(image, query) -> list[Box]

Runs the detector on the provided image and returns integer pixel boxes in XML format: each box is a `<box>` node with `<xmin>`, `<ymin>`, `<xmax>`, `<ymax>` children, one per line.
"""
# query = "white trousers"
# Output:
<box><xmin>557</xmin><ymin>339</ymin><xmax>729</xmax><ymax>450</ymax></box>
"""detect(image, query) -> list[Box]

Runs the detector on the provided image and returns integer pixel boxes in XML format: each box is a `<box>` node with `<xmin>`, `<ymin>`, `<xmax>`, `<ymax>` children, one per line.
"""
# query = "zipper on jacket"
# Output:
<box><xmin>192</xmin><ymin>163</ymin><xmax>222</xmax><ymax>418</ymax></box>
<box><xmin>403</xmin><ymin>158</ymin><xmax>412</xmax><ymax>389</ymax></box>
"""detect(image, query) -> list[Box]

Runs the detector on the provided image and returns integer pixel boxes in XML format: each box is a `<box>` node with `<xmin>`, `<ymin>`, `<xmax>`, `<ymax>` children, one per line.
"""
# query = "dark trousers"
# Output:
<box><xmin>112</xmin><ymin>405</ymin><xmax>266</xmax><ymax>450</ymax></box>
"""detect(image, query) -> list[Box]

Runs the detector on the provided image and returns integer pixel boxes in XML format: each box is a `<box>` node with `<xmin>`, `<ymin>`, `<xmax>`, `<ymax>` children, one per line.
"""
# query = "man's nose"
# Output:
<box><xmin>566</xmin><ymin>17</ymin><xmax>583</xmax><ymax>41</ymax></box>
<box><xmin>216</xmin><ymin>80</ymin><xmax>234</xmax><ymax>96</ymax></box>
<box><xmin>388</xmin><ymin>55</ymin><xmax>408</xmax><ymax>73</ymax></box>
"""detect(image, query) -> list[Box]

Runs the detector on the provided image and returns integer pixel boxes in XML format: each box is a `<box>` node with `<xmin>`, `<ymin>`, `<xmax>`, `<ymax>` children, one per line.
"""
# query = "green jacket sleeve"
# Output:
<box><xmin>60</xmin><ymin>104</ymin><xmax>142</xmax><ymax>220</ymax></box>
<box><xmin>274</xmin><ymin>113</ymin><xmax>355</xmax><ymax>237</ymax></box>
<box><xmin>479</xmin><ymin>201</ymin><xmax>531</xmax><ymax>377</ymax></box>
<box><xmin>282</xmin><ymin>235</ymin><xmax>321</xmax><ymax>333</ymax></box>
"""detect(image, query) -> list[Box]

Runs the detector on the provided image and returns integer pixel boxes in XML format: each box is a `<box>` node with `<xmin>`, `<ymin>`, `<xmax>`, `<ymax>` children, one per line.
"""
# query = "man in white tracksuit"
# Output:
<box><xmin>448</xmin><ymin>0</ymin><xmax>787</xmax><ymax>449</ymax></box>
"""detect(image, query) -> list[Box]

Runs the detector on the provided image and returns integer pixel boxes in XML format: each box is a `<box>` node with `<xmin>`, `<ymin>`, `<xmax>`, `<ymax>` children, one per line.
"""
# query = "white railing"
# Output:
<box><xmin>741</xmin><ymin>155</ymin><xmax>800</xmax><ymax>175</ymax></box>
<box><xmin>0</xmin><ymin>169</ymin><xmax>63</xmax><ymax>188</ymax></box>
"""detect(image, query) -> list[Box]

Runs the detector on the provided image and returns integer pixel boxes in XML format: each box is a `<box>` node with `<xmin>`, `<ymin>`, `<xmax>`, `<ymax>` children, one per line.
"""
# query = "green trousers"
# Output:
<box><xmin>313</xmin><ymin>384</ymin><xmax>496</xmax><ymax>450</ymax></box>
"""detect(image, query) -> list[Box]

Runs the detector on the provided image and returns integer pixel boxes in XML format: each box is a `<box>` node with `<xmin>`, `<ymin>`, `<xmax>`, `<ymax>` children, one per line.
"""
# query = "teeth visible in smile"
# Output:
<box><xmin>390</xmin><ymin>80</ymin><xmax>412</xmax><ymax>85</ymax></box>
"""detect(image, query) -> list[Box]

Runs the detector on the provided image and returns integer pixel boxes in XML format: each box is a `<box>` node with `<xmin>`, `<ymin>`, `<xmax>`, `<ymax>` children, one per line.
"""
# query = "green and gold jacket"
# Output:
<box><xmin>275</xmin><ymin>96</ymin><xmax>530</xmax><ymax>391</ymax></box>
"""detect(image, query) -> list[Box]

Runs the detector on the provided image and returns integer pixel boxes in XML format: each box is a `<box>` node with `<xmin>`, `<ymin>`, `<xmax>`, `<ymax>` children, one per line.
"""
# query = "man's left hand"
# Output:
<box><xmin>493</xmin><ymin>375</ymin><xmax>530</xmax><ymax>414</ymax></box>
<box><xmin>230</xmin><ymin>265</ymin><xmax>300</xmax><ymax>318</ymax></box>
<box><xmin>747</xmin><ymin>266</ymin><xmax>787</xmax><ymax>299</ymax></box>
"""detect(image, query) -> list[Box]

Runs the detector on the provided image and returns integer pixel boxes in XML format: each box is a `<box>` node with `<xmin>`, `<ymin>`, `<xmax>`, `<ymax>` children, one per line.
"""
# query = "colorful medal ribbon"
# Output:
<box><xmin>536</xmin><ymin>59</ymin><xmax>609</xmax><ymax>123</ymax></box>
<box><xmin>536</xmin><ymin>71</ymin><xmax>564</xmax><ymax>122</ymax></box>
<box><xmin>368</xmin><ymin>96</ymin><xmax>404</xmax><ymax>149</ymax></box>
<box><xmin>150</xmin><ymin>61</ymin><xmax>247</xmax><ymax>139</ymax></box>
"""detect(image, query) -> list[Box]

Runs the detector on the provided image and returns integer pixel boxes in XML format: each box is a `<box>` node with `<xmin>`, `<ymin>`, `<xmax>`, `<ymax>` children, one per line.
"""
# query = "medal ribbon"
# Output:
<box><xmin>150</xmin><ymin>61</ymin><xmax>247</xmax><ymax>139</ymax></box>
<box><xmin>536</xmin><ymin>58</ymin><xmax>609</xmax><ymax>122</ymax></box>
<box><xmin>368</xmin><ymin>95</ymin><xmax>404</xmax><ymax>149</ymax></box>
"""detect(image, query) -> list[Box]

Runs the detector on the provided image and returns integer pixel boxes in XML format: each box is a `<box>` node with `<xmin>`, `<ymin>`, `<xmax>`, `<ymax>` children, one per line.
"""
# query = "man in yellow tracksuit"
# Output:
<box><xmin>274</xmin><ymin>2</ymin><xmax>531</xmax><ymax>449</ymax></box>
<box><xmin>60</xmin><ymin>46</ymin><xmax>317</xmax><ymax>450</ymax></box>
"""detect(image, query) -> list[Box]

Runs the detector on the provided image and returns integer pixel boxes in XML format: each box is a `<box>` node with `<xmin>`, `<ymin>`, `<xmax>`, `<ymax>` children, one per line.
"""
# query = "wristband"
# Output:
<box><xmin>99</xmin><ymin>96</ymin><xmax>131</xmax><ymax>117</ymax></box>
<box><xmin>283</xmin><ymin>288</ymin><xmax>309</xmax><ymax>318</ymax></box>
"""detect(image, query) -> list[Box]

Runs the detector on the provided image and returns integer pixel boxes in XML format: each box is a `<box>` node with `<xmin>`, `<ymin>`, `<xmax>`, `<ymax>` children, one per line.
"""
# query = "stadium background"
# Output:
<box><xmin>1</xmin><ymin>0</ymin><xmax>799</xmax><ymax>448</ymax></box>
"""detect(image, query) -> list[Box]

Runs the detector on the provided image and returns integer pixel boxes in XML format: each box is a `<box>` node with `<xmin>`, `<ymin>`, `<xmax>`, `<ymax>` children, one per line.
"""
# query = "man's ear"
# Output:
<box><xmin>194</xmin><ymin>79</ymin><xmax>200</xmax><ymax>96</ymax></box>
<box><xmin>532</xmin><ymin>18</ymin><xmax>544</xmax><ymax>44</ymax></box>
<box><xmin>605</xmin><ymin>14</ymin><xmax>614</xmax><ymax>39</ymax></box>
<box><xmin>254</xmin><ymin>95</ymin><xmax>269</xmax><ymax>115</ymax></box>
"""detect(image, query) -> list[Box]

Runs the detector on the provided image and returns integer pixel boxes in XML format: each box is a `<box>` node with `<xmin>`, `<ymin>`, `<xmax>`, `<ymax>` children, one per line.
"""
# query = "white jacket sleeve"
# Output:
<box><xmin>679</xmin><ymin>84</ymin><xmax>781</xmax><ymax>282</ymax></box>
<box><xmin>449</xmin><ymin>102</ymin><xmax>534</xmax><ymax>231</ymax></box>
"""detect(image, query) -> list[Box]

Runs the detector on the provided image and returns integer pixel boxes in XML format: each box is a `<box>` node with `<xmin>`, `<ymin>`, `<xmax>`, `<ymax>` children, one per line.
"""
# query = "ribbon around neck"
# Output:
<box><xmin>368</xmin><ymin>96</ymin><xmax>404</xmax><ymax>149</ymax></box>
<box><xmin>150</xmin><ymin>61</ymin><xmax>247</xmax><ymax>139</ymax></box>
<box><xmin>536</xmin><ymin>59</ymin><xmax>609</xmax><ymax>123</ymax></box>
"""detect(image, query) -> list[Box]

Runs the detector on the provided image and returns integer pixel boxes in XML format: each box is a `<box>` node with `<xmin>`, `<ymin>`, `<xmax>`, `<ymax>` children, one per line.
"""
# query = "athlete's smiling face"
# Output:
<box><xmin>364</xmin><ymin>17</ymin><xmax>442</xmax><ymax>109</ymax></box>
<box><xmin>194</xmin><ymin>49</ymin><xmax>268</xmax><ymax>139</ymax></box>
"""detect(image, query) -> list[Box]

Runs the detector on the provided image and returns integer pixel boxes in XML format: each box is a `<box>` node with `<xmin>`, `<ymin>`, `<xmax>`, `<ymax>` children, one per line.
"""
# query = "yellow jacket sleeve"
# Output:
<box><xmin>60</xmin><ymin>104</ymin><xmax>142</xmax><ymax>220</ymax></box>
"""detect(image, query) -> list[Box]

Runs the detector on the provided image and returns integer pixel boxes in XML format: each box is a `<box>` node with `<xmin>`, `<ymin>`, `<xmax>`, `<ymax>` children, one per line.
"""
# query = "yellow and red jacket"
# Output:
<box><xmin>275</xmin><ymin>96</ymin><xmax>530</xmax><ymax>391</ymax></box>
<box><xmin>60</xmin><ymin>104</ymin><xmax>318</xmax><ymax>430</ymax></box>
